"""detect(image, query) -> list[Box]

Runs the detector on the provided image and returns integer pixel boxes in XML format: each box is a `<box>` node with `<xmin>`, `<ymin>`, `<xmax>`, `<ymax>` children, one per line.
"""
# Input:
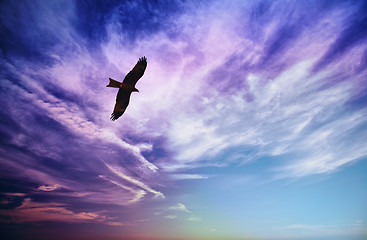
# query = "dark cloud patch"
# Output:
<box><xmin>262</xmin><ymin>24</ymin><xmax>301</xmax><ymax>64</ymax></box>
<box><xmin>247</xmin><ymin>0</ymin><xmax>273</xmax><ymax>42</ymax></box>
<box><xmin>345</xmin><ymin>72</ymin><xmax>367</xmax><ymax>111</ymax></box>
<box><xmin>251</xmin><ymin>0</ymin><xmax>272</xmax><ymax>20</ymax></box>
<box><xmin>0</xmin><ymin>66</ymin><xmax>35</xmax><ymax>95</ymax></box>
<box><xmin>0</xmin><ymin>0</ymin><xmax>73</xmax><ymax>65</ymax></box>
<box><xmin>110</xmin><ymin>0</ymin><xmax>186</xmax><ymax>43</ymax></box>
<box><xmin>32</xmin><ymin>114</ymin><xmax>71</xmax><ymax>137</ymax></box>
<box><xmin>258</xmin><ymin>2</ymin><xmax>323</xmax><ymax>62</ymax></box>
<box><xmin>40</xmin><ymin>80</ymin><xmax>101</xmax><ymax>115</ymax></box>
<box><xmin>245</xmin><ymin>0</ymin><xmax>357</xmax><ymax>72</ymax></box>
<box><xmin>74</xmin><ymin>0</ymin><xmax>121</xmax><ymax>45</ymax></box>
<box><xmin>205</xmin><ymin>51</ymin><xmax>256</xmax><ymax>95</ymax></box>
<box><xmin>75</xmin><ymin>0</ymin><xmax>188</xmax><ymax>44</ymax></box>
<box><xmin>346</xmin><ymin>92</ymin><xmax>367</xmax><ymax>112</ymax></box>
<box><xmin>313</xmin><ymin>1</ymin><xmax>367</xmax><ymax>71</ymax></box>
<box><xmin>37</xmin><ymin>157</ymin><xmax>73</xmax><ymax>177</ymax></box>
<box><xmin>357</xmin><ymin>47</ymin><xmax>367</xmax><ymax>73</ymax></box>
<box><xmin>0</xmin><ymin>193</ymin><xmax>26</xmax><ymax>210</ymax></box>
<box><xmin>0</xmin><ymin>110</ymin><xmax>21</xmax><ymax>145</ymax></box>
<box><xmin>0</xmin><ymin>21</ymin><xmax>54</xmax><ymax>65</ymax></box>
<box><xmin>38</xmin><ymin>81</ymin><xmax>81</xmax><ymax>104</ymax></box>
<box><xmin>0</xmin><ymin>97</ymin><xmax>74</xmax><ymax>150</ymax></box>
<box><xmin>0</xmin><ymin>176</ymin><xmax>38</xmax><ymax>198</ymax></box>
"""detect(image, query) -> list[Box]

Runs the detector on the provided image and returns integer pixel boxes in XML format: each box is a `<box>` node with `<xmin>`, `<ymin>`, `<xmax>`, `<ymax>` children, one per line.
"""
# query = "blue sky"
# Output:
<box><xmin>0</xmin><ymin>0</ymin><xmax>367</xmax><ymax>239</ymax></box>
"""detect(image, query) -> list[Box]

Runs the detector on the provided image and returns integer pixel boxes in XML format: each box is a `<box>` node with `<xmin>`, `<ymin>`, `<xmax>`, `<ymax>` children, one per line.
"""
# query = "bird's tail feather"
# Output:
<box><xmin>106</xmin><ymin>78</ymin><xmax>122</xmax><ymax>88</ymax></box>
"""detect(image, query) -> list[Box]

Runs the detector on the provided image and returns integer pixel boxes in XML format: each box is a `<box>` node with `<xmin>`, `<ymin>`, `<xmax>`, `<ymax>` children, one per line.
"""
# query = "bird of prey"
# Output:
<box><xmin>107</xmin><ymin>56</ymin><xmax>147</xmax><ymax>121</ymax></box>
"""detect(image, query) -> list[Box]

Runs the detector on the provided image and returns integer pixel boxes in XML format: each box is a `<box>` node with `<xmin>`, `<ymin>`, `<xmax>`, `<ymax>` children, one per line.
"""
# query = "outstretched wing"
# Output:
<box><xmin>122</xmin><ymin>56</ymin><xmax>147</xmax><ymax>87</ymax></box>
<box><xmin>110</xmin><ymin>89</ymin><xmax>132</xmax><ymax>121</ymax></box>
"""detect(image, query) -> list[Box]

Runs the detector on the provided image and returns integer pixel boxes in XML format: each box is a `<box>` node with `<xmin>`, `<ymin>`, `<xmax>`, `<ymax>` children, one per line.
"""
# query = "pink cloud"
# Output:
<box><xmin>0</xmin><ymin>198</ymin><xmax>111</xmax><ymax>224</ymax></box>
<box><xmin>37</xmin><ymin>184</ymin><xmax>62</xmax><ymax>191</ymax></box>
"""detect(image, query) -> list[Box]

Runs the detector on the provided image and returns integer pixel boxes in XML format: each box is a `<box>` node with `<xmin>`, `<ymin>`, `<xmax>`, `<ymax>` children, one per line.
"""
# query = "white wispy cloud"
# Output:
<box><xmin>150</xmin><ymin>53</ymin><xmax>366</xmax><ymax>179</ymax></box>
<box><xmin>171</xmin><ymin>174</ymin><xmax>208</xmax><ymax>180</ymax></box>
<box><xmin>187</xmin><ymin>217</ymin><xmax>200</xmax><ymax>221</ymax></box>
<box><xmin>272</xmin><ymin>223</ymin><xmax>328</xmax><ymax>231</ymax></box>
<box><xmin>270</xmin><ymin>221</ymin><xmax>367</xmax><ymax>239</ymax></box>
<box><xmin>104</xmin><ymin>163</ymin><xmax>164</xmax><ymax>199</ymax></box>
<box><xmin>98</xmin><ymin>175</ymin><xmax>147</xmax><ymax>203</ymax></box>
<box><xmin>169</xmin><ymin>203</ymin><xmax>190</xmax><ymax>213</ymax></box>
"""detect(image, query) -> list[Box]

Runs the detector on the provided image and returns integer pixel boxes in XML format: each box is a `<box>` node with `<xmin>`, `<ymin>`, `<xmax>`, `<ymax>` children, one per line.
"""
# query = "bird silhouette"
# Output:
<box><xmin>106</xmin><ymin>57</ymin><xmax>147</xmax><ymax>121</ymax></box>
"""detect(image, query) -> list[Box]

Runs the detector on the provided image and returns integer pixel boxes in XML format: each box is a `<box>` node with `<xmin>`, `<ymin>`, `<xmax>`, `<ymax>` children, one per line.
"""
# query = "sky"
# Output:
<box><xmin>0</xmin><ymin>0</ymin><xmax>367</xmax><ymax>239</ymax></box>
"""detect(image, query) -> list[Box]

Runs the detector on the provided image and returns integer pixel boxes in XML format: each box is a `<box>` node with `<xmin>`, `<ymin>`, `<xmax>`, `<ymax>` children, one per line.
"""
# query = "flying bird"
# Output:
<box><xmin>107</xmin><ymin>56</ymin><xmax>147</xmax><ymax>121</ymax></box>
